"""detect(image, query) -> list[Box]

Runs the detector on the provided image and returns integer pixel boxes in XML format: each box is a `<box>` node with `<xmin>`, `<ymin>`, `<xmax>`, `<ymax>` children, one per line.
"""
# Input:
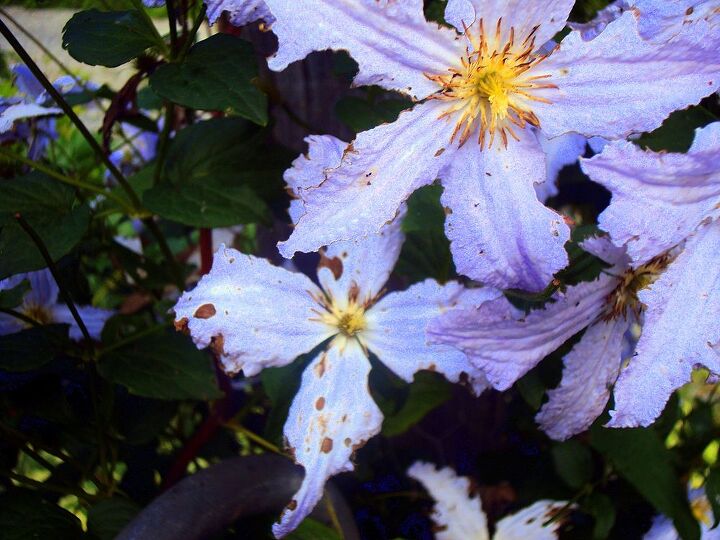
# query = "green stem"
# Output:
<box><xmin>153</xmin><ymin>102</ymin><xmax>175</xmax><ymax>185</ymax></box>
<box><xmin>14</xmin><ymin>214</ymin><xmax>92</xmax><ymax>342</ymax></box>
<box><xmin>177</xmin><ymin>4</ymin><xmax>206</xmax><ymax>62</ymax></box>
<box><xmin>0</xmin><ymin>148</ymin><xmax>133</xmax><ymax>213</ymax></box>
<box><xmin>166</xmin><ymin>0</ymin><xmax>178</xmax><ymax>57</ymax></box>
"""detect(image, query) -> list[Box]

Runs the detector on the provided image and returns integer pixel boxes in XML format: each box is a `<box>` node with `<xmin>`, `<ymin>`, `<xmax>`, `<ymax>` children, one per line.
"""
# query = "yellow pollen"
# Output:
<box><xmin>427</xmin><ymin>17</ymin><xmax>558</xmax><ymax>148</ymax></box>
<box><xmin>605</xmin><ymin>255</ymin><xmax>672</xmax><ymax>320</ymax></box>
<box><xmin>22</xmin><ymin>303</ymin><xmax>54</xmax><ymax>326</ymax></box>
<box><xmin>313</xmin><ymin>296</ymin><xmax>367</xmax><ymax>338</ymax></box>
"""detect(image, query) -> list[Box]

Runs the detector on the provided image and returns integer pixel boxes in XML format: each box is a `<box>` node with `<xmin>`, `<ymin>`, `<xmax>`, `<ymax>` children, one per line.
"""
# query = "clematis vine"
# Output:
<box><xmin>407</xmin><ymin>461</ymin><xmax>569</xmax><ymax>539</ymax></box>
<box><xmin>173</xmin><ymin>135</ymin><xmax>499</xmax><ymax>537</ymax></box>
<box><xmin>0</xmin><ymin>269</ymin><xmax>113</xmax><ymax>341</ymax></box>
<box><xmin>265</xmin><ymin>0</ymin><xmax>720</xmax><ymax>292</ymax></box>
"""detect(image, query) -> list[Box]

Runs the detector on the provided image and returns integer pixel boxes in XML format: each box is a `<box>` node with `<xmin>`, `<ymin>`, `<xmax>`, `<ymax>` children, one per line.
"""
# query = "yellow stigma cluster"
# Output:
<box><xmin>428</xmin><ymin>18</ymin><xmax>557</xmax><ymax>148</ymax></box>
<box><xmin>22</xmin><ymin>303</ymin><xmax>54</xmax><ymax>326</ymax></box>
<box><xmin>605</xmin><ymin>255</ymin><xmax>672</xmax><ymax>320</ymax></box>
<box><xmin>312</xmin><ymin>291</ymin><xmax>368</xmax><ymax>338</ymax></box>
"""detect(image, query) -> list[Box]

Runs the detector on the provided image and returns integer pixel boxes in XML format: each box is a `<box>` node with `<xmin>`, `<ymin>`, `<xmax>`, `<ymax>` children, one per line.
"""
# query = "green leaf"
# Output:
<box><xmin>287</xmin><ymin>518</ymin><xmax>342</xmax><ymax>540</ymax></box>
<box><xmin>0</xmin><ymin>279</ymin><xmax>29</xmax><ymax>309</ymax></box>
<box><xmin>0</xmin><ymin>490</ymin><xmax>83</xmax><ymax>540</ymax></box>
<box><xmin>150</xmin><ymin>34</ymin><xmax>267</xmax><ymax>125</ymax></box>
<box><xmin>551</xmin><ymin>440</ymin><xmax>592</xmax><ymax>489</ymax></box>
<box><xmin>336</xmin><ymin>94</ymin><xmax>412</xmax><ymax>133</ymax></box>
<box><xmin>705</xmin><ymin>467</ymin><xmax>720</xmax><ymax>528</ymax></box>
<box><xmin>637</xmin><ymin>106</ymin><xmax>717</xmax><ymax>153</ymax></box>
<box><xmin>88</xmin><ymin>498</ymin><xmax>140</xmax><ymax>540</ymax></box>
<box><xmin>583</xmin><ymin>492</ymin><xmax>616</xmax><ymax>539</ymax></box>
<box><xmin>0</xmin><ymin>324</ymin><xmax>69</xmax><ymax>372</ymax></box>
<box><xmin>62</xmin><ymin>9</ymin><xmax>159</xmax><ymax>67</ymax></box>
<box><xmin>98</xmin><ymin>331</ymin><xmax>222</xmax><ymax>400</ymax></box>
<box><xmin>382</xmin><ymin>371</ymin><xmax>452</xmax><ymax>437</ymax></box>
<box><xmin>591</xmin><ymin>426</ymin><xmax>700</xmax><ymax>540</ymax></box>
<box><xmin>143</xmin><ymin>118</ymin><xmax>278</xmax><ymax>227</ymax></box>
<box><xmin>0</xmin><ymin>172</ymin><xmax>91</xmax><ymax>280</ymax></box>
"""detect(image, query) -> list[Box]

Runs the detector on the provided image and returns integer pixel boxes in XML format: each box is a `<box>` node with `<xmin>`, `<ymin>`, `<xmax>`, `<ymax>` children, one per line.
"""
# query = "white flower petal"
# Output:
<box><xmin>536</xmin><ymin>316</ymin><xmax>631</xmax><ymax>441</ymax></box>
<box><xmin>407</xmin><ymin>461</ymin><xmax>489</xmax><ymax>540</ymax></box>
<box><xmin>273</xmin><ymin>340</ymin><xmax>383</xmax><ymax>538</ymax></box>
<box><xmin>609</xmin><ymin>221</ymin><xmax>720</xmax><ymax>427</ymax></box>
<box><xmin>173</xmin><ymin>245</ymin><xmax>331</xmax><ymax>376</ymax></box>
<box><xmin>494</xmin><ymin>500</ymin><xmax>568</xmax><ymax>540</ymax></box>
<box><xmin>534</xmin><ymin>12</ymin><xmax>720</xmax><ymax>139</ymax></box>
<box><xmin>263</xmin><ymin>0</ymin><xmax>461</xmax><ymax>100</ymax></box>
<box><xmin>632</xmin><ymin>0</ymin><xmax>720</xmax><ymax>42</ymax></box>
<box><xmin>205</xmin><ymin>0</ymin><xmax>274</xmax><ymax>26</ymax></box>
<box><xmin>364</xmin><ymin>280</ymin><xmax>501</xmax><ymax>395</ymax></box>
<box><xmin>0</xmin><ymin>103</ymin><xmax>62</xmax><ymax>134</ymax></box>
<box><xmin>279</xmin><ymin>100</ymin><xmax>455</xmax><ymax>258</ymax></box>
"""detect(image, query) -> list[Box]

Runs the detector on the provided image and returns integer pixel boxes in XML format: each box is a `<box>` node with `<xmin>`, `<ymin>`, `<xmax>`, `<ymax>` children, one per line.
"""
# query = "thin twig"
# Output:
<box><xmin>0</xmin><ymin>307</ymin><xmax>39</xmax><ymax>327</ymax></box>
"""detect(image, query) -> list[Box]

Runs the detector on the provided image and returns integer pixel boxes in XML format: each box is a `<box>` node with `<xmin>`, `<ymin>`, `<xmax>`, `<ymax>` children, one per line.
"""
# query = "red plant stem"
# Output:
<box><xmin>199</xmin><ymin>228</ymin><xmax>213</xmax><ymax>276</ymax></box>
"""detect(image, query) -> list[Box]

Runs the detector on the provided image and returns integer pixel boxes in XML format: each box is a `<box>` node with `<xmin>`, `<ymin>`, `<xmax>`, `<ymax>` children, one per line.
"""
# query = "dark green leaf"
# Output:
<box><xmin>551</xmin><ymin>440</ymin><xmax>592</xmax><ymax>489</ymax></box>
<box><xmin>336</xmin><ymin>94</ymin><xmax>412</xmax><ymax>133</ymax></box>
<box><xmin>88</xmin><ymin>497</ymin><xmax>140</xmax><ymax>540</ymax></box>
<box><xmin>0</xmin><ymin>172</ymin><xmax>91</xmax><ymax>280</ymax></box>
<box><xmin>143</xmin><ymin>118</ymin><xmax>279</xmax><ymax>227</ymax></box>
<box><xmin>98</xmin><ymin>331</ymin><xmax>222</xmax><ymax>400</ymax></box>
<box><xmin>583</xmin><ymin>492</ymin><xmax>616</xmax><ymax>539</ymax></box>
<box><xmin>0</xmin><ymin>490</ymin><xmax>83</xmax><ymax>540</ymax></box>
<box><xmin>0</xmin><ymin>279</ymin><xmax>29</xmax><ymax>309</ymax></box>
<box><xmin>591</xmin><ymin>426</ymin><xmax>700</xmax><ymax>540</ymax></box>
<box><xmin>637</xmin><ymin>106</ymin><xmax>717</xmax><ymax>153</ymax></box>
<box><xmin>62</xmin><ymin>9</ymin><xmax>159</xmax><ymax>67</ymax></box>
<box><xmin>706</xmin><ymin>467</ymin><xmax>720</xmax><ymax>529</ymax></box>
<box><xmin>150</xmin><ymin>34</ymin><xmax>267</xmax><ymax>125</ymax></box>
<box><xmin>0</xmin><ymin>324</ymin><xmax>69</xmax><ymax>372</ymax></box>
<box><xmin>516</xmin><ymin>370</ymin><xmax>547</xmax><ymax>411</ymax></box>
<box><xmin>287</xmin><ymin>518</ymin><xmax>342</xmax><ymax>540</ymax></box>
<box><xmin>382</xmin><ymin>371</ymin><xmax>452</xmax><ymax>437</ymax></box>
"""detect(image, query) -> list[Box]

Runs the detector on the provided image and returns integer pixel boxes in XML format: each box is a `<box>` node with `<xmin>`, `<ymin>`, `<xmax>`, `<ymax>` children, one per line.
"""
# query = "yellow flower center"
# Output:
<box><xmin>605</xmin><ymin>255</ymin><xmax>672</xmax><ymax>320</ymax></box>
<box><xmin>22</xmin><ymin>303</ymin><xmax>54</xmax><ymax>326</ymax></box>
<box><xmin>312</xmin><ymin>291</ymin><xmax>368</xmax><ymax>338</ymax></box>
<box><xmin>428</xmin><ymin>18</ymin><xmax>557</xmax><ymax>148</ymax></box>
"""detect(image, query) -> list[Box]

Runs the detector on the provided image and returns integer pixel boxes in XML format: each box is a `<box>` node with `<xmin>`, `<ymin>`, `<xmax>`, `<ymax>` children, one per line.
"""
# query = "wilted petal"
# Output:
<box><xmin>440</xmin><ymin>129</ymin><xmax>570</xmax><ymax>292</ymax></box>
<box><xmin>407</xmin><ymin>461</ymin><xmax>489</xmax><ymax>540</ymax></box>
<box><xmin>609</xmin><ymin>222</ymin><xmax>720</xmax><ymax>427</ymax></box>
<box><xmin>273</xmin><ymin>340</ymin><xmax>382</xmax><ymax>538</ymax></box>
<box><xmin>364</xmin><ymin>280</ymin><xmax>501</xmax><ymax>395</ymax></box>
<box><xmin>444</xmin><ymin>0</ymin><xmax>574</xmax><ymax>47</ymax></box>
<box><xmin>429</xmin><ymin>276</ymin><xmax>616</xmax><ymax>390</ymax></box>
<box><xmin>536</xmin><ymin>316</ymin><xmax>631</xmax><ymax>440</ymax></box>
<box><xmin>583</xmin><ymin>125</ymin><xmax>720</xmax><ymax>265</ymax></box>
<box><xmin>534</xmin><ymin>12</ymin><xmax>720</xmax><ymax>139</ymax></box>
<box><xmin>0</xmin><ymin>103</ymin><xmax>62</xmax><ymax>134</ymax></box>
<box><xmin>52</xmin><ymin>304</ymin><xmax>113</xmax><ymax>341</ymax></box>
<box><xmin>263</xmin><ymin>0</ymin><xmax>460</xmax><ymax>100</ymax></box>
<box><xmin>205</xmin><ymin>0</ymin><xmax>274</xmax><ymax>26</ymax></box>
<box><xmin>317</xmin><ymin>212</ymin><xmax>405</xmax><ymax>306</ymax></box>
<box><xmin>567</xmin><ymin>0</ymin><xmax>628</xmax><ymax>41</ymax></box>
<box><xmin>536</xmin><ymin>131</ymin><xmax>587</xmax><ymax>202</ymax></box>
<box><xmin>279</xmin><ymin>100</ymin><xmax>454</xmax><ymax>258</ymax></box>
<box><xmin>579</xmin><ymin>235</ymin><xmax>630</xmax><ymax>267</ymax></box>
<box><xmin>494</xmin><ymin>500</ymin><xmax>569</xmax><ymax>540</ymax></box>
<box><xmin>174</xmin><ymin>245</ymin><xmax>331</xmax><ymax>376</ymax></box>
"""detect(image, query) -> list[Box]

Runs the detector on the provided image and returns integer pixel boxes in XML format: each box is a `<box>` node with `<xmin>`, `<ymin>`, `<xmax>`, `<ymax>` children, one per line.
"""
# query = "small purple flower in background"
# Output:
<box><xmin>265</xmin><ymin>0</ymin><xmax>720</xmax><ymax>293</ymax></box>
<box><xmin>173</xmin><ymin>135</ymin><xmax>499</xmax><ymax>537</ymax></box>
<box><xmin>142</xmin><ymin>0</ymin><xmax>274</xmax><ymax>26</ymax></box>
<box><xmin>0</xmin><ymin>269</ymin><xmax>113</xmax><ymax>341</ymax></box>
<box><xmin>644</xmin><ymin>486</ymin><xmax>719</xmax><ymax>539</ymax></box>
<box><xmin>407</xmin><ymin>461</ymin><xmax>569</xmax><ymax>539</ymax></box>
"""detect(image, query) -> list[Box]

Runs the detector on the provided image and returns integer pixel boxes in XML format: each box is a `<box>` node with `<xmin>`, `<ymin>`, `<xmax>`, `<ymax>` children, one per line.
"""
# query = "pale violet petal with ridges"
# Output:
<box><xmin>262</xmin><ymin>0</ymin><xmax>461</xmax><ymax>100</ymax></box>
<box><xmin>317</xmin><ymin>210</ymin><xmax>405</xmax><ymax>307</ymax></box>
<box><xmin>279</xmin><ymin>100</ymin><xmax>455</xmax><ymax>258</ymax></box>
<box><xmin>494</xmin><ymin>500</ymin><xmax>568</xmax><ymax>540</ymax></box>
<box><xmin>583</xmin><ymin>125</ymin><xmax>720</xmax><ymax>265</ymax></box>
<box><xmin>173</xmin><ymin>245</ymin><xmax>332</xmax><ymax>376</ymax></box>
<box><xmin>23</xmin><ymin>269</ymin><xmax>59</xmax><ymax>306</ymax></box>
<box><xmin>536</xmin><ymin>316</ymin><xmax>631</xmax><ymax>441</ymax></box>
<box><xmin>632</xmin><ymin>0</ymin><xmax>720</xmax><ymax>41</ymax></box>
<box><xmin>579</xmin><ymin>235</ymin><xmax>630</xmax><ymax>267</ymax></box>
<box><xmin>205</xmin><ymin>0</ymin><xmax>274</xmax><ymax>26</ymax></box>
<box><xmin>364</xmin><ymin>280</ymin><xmax>501</xmax><ymax>395</ymax></box>
<box><xmin>429</xmin><ymin>275</ymin><xmax>616</xmax><ymax>390</ymax></box>
<box><xmin>440</xmin><ymin>128</ymin><xmax>570</xmax><ymax>292</ymax></box>
<box><xmin>407</xmin><ymin>462</ymin><xmax>489</xmax><ymax>540</ymax></box>
<box><xmin>608</xmin><ymin>221</ymin><xmax>720</xmax><ymax>427</ymax></box>
<box><xmin>533</xmin><ymin>12</ymin><xmax>720</xmax><ymax>139</ymax></box>
<box><xmin>52</xmin><ymin>304</ymin><xmax>113</xmax><ymax>341</ymax></box>
<box><xmin>444</xmin><ymin>0</ymin><xmax>574</xmax><ymax>48</ymax></box>
<box><xmin>273</xmin><ymin>339</ymin><xmax>382</xmax><ymax>538</ymax></box>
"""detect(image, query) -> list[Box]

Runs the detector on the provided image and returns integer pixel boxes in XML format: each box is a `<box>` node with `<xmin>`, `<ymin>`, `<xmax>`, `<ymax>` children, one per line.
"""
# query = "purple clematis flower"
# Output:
<box><xmin>0</xmin><ymin>269</ymin><xmax>113</xmax><ymax>341</ymax></box>
<box><xmin>143</xmin><ymin>0</ymin><xmax>274</xmax><ymax>26</ymax></box>
<box><xmin>407</xmin><ymin>461</ymin><xmax>569</xmax><ymax>539</ymax></box>
<box><xmin>264</xmin><ymin>0</ymin><xmax>720</xmax><ymax>292</ymax></box>
<box><xmin>643</xmin><ymin>486</ymin><xmax>719</xmax><ymax>540</ymax></box>
<box><xmin>173</xmin><ymin>135</ymin><xmax>499</xmax><ymax>537</ymax></box>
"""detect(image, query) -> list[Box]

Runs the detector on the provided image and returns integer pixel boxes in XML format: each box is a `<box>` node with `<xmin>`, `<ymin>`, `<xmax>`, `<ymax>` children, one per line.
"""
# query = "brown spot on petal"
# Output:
<box><xmin>314</xmin><ymin>353</ymin><xmax>328</xmax><ymax>378</ymax></box>
<box><xmin>315</xmin><ymin>397</ymin><xmax>325</xmax><ymax>411</ymax></box>
<box><xmin>427</xmin><ymin>363</ymin><xmax>436</xmax><ymax>372</ymax></box>
<box><xmin>210</xmin><ymin>334</ymin><xmax>225</xmax><ymax>357</ymax></box>
<box><xmin>194</xmin><ymin>303</ymin><xmax>216</xmax><ymax>319</ymax></box>
<box><xmin>174</xmin><ymin>317</ymin><xmax>189</xmax><ymax>334</ymax></box>
<box><xmin>344</xmin><ymin>437</ymin><xmax>351</xmax><ymax>447</ymax></box>
<box><xmin>287</xmin><ymin>499</ymin><xmax>298</xmax><ymax>511</ymax></box>
<box><xmin>318</xmin><ymin>252</ymin><xmax>343</xmax><ymax>280</ymax></box>
<box><xmin>320</xmin><ymin>437</ymin><xmax>333</xmax><ymax>453</ymax></box>
<box><xmin>434</xmin><ymin>148</ymin><xmax>445</xmax><ymax>157</ymax></box>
